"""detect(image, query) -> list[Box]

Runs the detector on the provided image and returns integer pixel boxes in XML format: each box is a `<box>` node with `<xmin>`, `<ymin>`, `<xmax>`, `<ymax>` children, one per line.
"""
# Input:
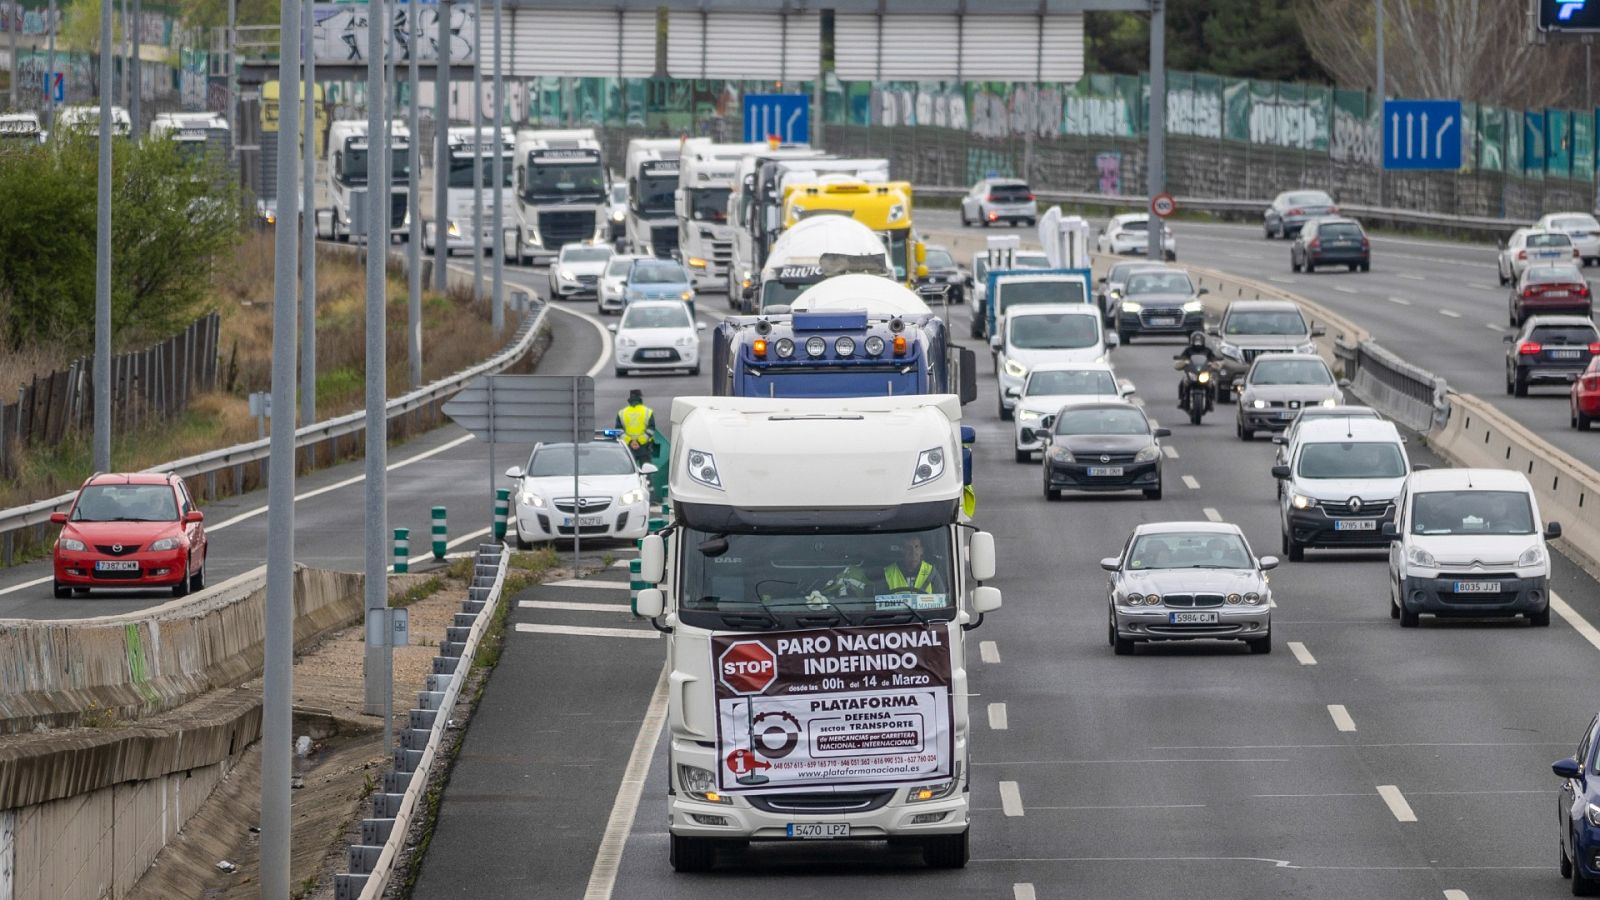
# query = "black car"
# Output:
<box><xmin>1112</xmin><ymin>267</ymin><xmax>1208</xmax><ymax>342</ymax></box>
<box><xmin>1505</xmin><ymin>316</ymin><xmax>1600</xmax><ymax>397</ymax></box>
<box><xmin>1039</xmin><ymin>403</ymin><xmax>1169</xmax><ymax>501</ymax></box>
<box><xmin>1290</xmin><ymin>217</ymin><xmax>1370</xmax><ymax>273</ymax></box>
<box><xmin>915</xmin><ymin>245</ymin><xmax>965</xmax><ymax>306</ymax></box>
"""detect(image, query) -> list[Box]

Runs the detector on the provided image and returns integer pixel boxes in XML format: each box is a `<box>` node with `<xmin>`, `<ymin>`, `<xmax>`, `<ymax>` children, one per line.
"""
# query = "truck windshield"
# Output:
<box><xmin>759</xmin><ymin>279</ymin><xmax>818</xmax><ymax>313</ymax></box>
<box><xmin>679</xmin><ymin>526</ymin><xmax>955</xmax><ymax>630</ymax></box>
<box><xmin>523</xmin><ymin>158</ymin><xmax>606</xmax><ymax>203</ymax></box>
<box><xmin>635</xmin><ymin>172</ymin><xmax>678</xmax><ymax>217</ymax></box>
<box><xmin>883</xmin><ymin>230</ymin><xmax>910</xmax><ymax>280</ymax></box>
<box><xmin>339</xmin><ymin>146</ymin><xmax>410</xmax><ymax>185</ymax></box>
<box><xmin>688</xmin><ymin>187</ymin><xmax>731</xmax><ymax>222</ymax></box>
<box><xmin>449</xmin><ymin>153</ymin><xmax>514</xmax><ymax>188</ymax></box>
<box><xmin>997</xmin><ymin>280</ymin><xmax>1087</xmax><ymax>312</ymax></box>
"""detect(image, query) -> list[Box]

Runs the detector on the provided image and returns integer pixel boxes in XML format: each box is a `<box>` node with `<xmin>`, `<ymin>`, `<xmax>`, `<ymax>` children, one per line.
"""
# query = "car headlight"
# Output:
<box><xmin>1004</xmin><ymin>359</ymin><xmax>1028</xmax><ymax>379</ymax></box>
<box><xmin>907</xmin><ymin>762</ymin><xmax>961</xmax><ymax>802</ymax></box>
<box><xmin>1225</xmin><ymin>593</ymin><xmax>1242</xmax><ymax>605</ymax></box>
<box><xmin>1220</xmin><ymin>342</ymin><xmax>1242</xmax><ymax>361</ymax></box>
<box><xmin>1121</xmin><ymin>300</ymin><xmax>1143</xmax><ymax>313</ymax></box>
<box><xmin>446</xmin><ymin>220</ymin><xmax>461</xmax><ymax>236</ymax></box>
<box><xmin>611</xmin><ymin>209</ymin><xmax>625</xmax><ymax>222</ymax></box>
<box><xmin>1183</xmin><ymin>300</ymin><xmax>1204</xmax><ymax>312</ymax></box>
<box><xmin>677</xmin><ymin>764</ymin><xmax>732</xmax><ymax>804</ymax></box>
<box><xmin>1321</xmin><ymin>398</ymin><xmax>1339</xmax><ymax>407</ymax></box>
<box><xmin>559</xmin><ymin>269</ymin><xmax>576</xmax><ymax>281</ymax></box>
<box><xmin>1251</xmin><ymin>398</ymin><xmax>1267</xmax><ymax>409</ymax></box>
<box><xmin>1243</xmin><ymin>592</ymin><xmax>1264</xmax><ymax>605</ymax></box>
<box><xmin>681</xmin><ymin>290</ymin><xmax>694</xmax><ymax>301</ymax></box>
<box><xmin>1143</xmin><ymin>594</ymin><xmax>1164</xmax><ymax>606</ymax></box>
<box><xmin>149</xmin><ymin>537</ymin><xmax>181</xmax><ymax>552</ymax></box>
<box><xmin>520</xmin><ymin>492</ymin><xmax>546</xmax><ymax>508</ymax></box>
<box><xmin>1018</xmin><ymin>410</ymin><xmax>1042</xmax><ymax>423</ymax></box>
<box><xmin>1291</xmin><ymin>493</ymin><xmax>1316</xmax><ymax>510</ymax></box>
<box><xmin>620</xmin><ymin>488</ymin><xmax>646</xmax><ymax>506</ymax></box>
<box><xmin>1134</xmin><ymin>444</ymin><xmax>1160</xmax><ymax>462</ymax></box>
<box><xmin>911</xmin><ymin>447</ymin><xmax>946</xmax><ymax>486</ymax></box>
<box><xmin>1407</xmin><ymin>545</ymin><xmax>1437</xmax><ymax>568</ymax></box>
<box><xmin>1048</xmin><ymin>446</ymin><xmax>1074</xmax><ymax>464</ymax></box>
<box><xmin>58</xmin><ymin>537</ymin><xmax>85</xmax><ymax>552</ymax></box>
<box><xmin>1296</xmin><ymin>342</ymin><xmax>1316</xmax><ymax>354</ymax></box>
<box><xmin>617</xmin><ymin>336</ymin><xmax>636</xmax><ymax>348</ymax></box>
<box><xmin>1517</xmin><ymin>544</ymin><xmax>1545</xmax><ymax>567</ymax></box>
<box><xmin>687</xmin><ymin>449</ymin><xmax>723</xmax><ymax>489</ymax></box>
<box><xmin>1120</xmin><ymin>592</ymin><xmax>1145</xmax><ymax>606</ymax></box>
<box><xmin>1588</xmin><ymin>802</ymin><xmax>1600</xmax><ymax>828</ymax></box>
<box><xmin>675</xmin><ymin>335</ymin><xmax>695</xmax><ymax>347</ymax></box>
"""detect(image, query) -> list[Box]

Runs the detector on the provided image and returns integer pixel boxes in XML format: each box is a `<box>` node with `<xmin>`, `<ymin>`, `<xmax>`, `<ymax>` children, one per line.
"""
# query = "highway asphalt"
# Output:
<box><xmin>411</xmin><ymin>245</ymin><xmax>1600</xmax><ymax>900</ymax></box>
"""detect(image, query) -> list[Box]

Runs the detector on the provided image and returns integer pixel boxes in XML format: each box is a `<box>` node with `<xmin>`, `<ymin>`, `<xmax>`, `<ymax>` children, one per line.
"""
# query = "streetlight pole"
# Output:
<box><xmin>1376</xmin><ymin>0</ymin><xmax>1385</xmax><ymax>206</ymax></box>
<box><xmin>92</xmin><ymin>0</ymin><xmax>113</xmax><ymax>473</ymax></box>
<box><xmin>1145</xmin><ymin>0</ymin><xmax>1166</xmax><ymax>261</ymax></box>
<box><xmin>408</xmin><ymin>0</ymin><xmax>423</xmax><ymax>388</ymax></box>
<box><xmin>363</xmin><ymin>0</ymin><xmax>392</xmax><ymax>723</ymax></box>
<box><xmin>301</xmin><ymin>0</ymin><xmax>318</xmax><ymax>425</ymax></box>
<box><xmin>44</xmin><ymin>0</ymin><xmax>55</xmax><ymax>130</ymax></box>
<box><xmin>432</xmin><ymin>0</ymin><xmax>451</xmax><ymax>294</ymax></box>
<box><xmin>490</xmin><ymin>0</ymin><xmax>503</xmax><ymax>338</ymax></box>
<box><xmin>130</xmin><ymin>0</ymin><xmax>139</xmax><ymax>134</ymax></box>
<box><xmin>470</xmin><ymin>0</ymin><xmax>483</xmax><ymax>304</ymax></box>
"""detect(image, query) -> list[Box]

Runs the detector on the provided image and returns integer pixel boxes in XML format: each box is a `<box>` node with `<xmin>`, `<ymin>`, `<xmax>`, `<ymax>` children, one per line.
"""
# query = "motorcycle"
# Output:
<box><xmin>1174</xmin><ymin>357</ymin><xmax>1220</xmax><ymax>425</ymax></box>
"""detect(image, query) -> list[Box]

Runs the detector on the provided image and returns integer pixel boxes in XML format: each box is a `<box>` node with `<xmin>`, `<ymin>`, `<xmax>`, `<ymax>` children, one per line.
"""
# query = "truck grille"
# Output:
<box><xmin>748</xmin><ymin>791</ymin><xmax>895</xmax><ymax>814</ymax></box>
<box><xmin>539</xmin><ymin>209</ymin><xmax>595</xmax><ymax>248</ymax></box>
<box><xmin>651</xmin><ymin>225</ymin><xmax>679</xmax><ymax>258</ymax></box>
<box><xmin>389</xmin><ymin>192</ymin><xmax>407</xmax><ymax>229</ymax></box>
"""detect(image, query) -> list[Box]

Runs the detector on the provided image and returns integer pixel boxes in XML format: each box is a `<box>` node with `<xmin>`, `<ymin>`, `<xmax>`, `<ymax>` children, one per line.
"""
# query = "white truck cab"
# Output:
<box><xmin>148</xmin><ymin>112</ymin><xmax>231</xmax><ymax>163</ymax></box>
<box><xmin>508</xmin><ymin>128</ymin><xmax>608</xmax><ymax>263</ymax></box>
<box><xmin>624</xmin><ymin>137</ymin><xmax>706</xmax><ymax>259</ymax></box>
<box><xmin>426</xmin><ymin>126</ymin><xmax>513</xmax><ymax>256</ymax></box>
<box><xmin>755</xmin><ymin>215</ymin><xmax>893</xmax><ymax>314</ymax></box>
<box><xmin>724</xmin><ymin>147</ymin><xmax>828</xmax><ymax>299</ymax></box>
<box><xmin>0</xmin><ymin>112</ymin><xmax>44</xmax><ymax>145</ymax></box>
<box><xmin>634</xmin><ymin>394</ymin><xmax>999</xmax><ymax>873</ymax></box>
<box><xmin>676</xmin><ymin>142</ymin><xmax>772</xmax><ymax>290</ymax></box>
<box><xmin>324</xmin><ymin>119</ymin><xmax>411</xmax><ymax>243</ymax></box>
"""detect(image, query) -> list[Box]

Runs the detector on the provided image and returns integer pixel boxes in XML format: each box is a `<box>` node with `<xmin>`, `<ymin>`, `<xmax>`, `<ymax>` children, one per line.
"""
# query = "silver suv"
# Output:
<box><xmin>1207</xmin><ymin>300</ymin><xmax>1323</xmax><ymax>399</ymax></box>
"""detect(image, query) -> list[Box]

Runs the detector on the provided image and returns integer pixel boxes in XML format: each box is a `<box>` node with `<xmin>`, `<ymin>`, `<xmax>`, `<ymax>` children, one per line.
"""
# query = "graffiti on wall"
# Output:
<box><xmin>1096</xmin><ymin>151</ymin><xmax>1122</xmax><ymax>195</ymax></box>
<box><xmin>312</xmin><ymin>4</ymin><xmax>475</xmax><ymax>64</ymax></box>
<box><xmin>1167</xmin><ymin>85</ymin><xmax>1222</xmax><ymax>139</ymax></box>
<box><xmin>0</xmin><ymin>2</ymin><xmax>61</xmax><ymax>35</ymax></box>
<box><xmin>1330</xmin><ymin>106</ymin><xmax>1378</xmax><ymax>166</ymax></box>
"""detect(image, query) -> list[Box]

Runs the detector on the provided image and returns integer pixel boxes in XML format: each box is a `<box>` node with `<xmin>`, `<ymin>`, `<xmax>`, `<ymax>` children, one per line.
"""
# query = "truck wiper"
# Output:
<box><xmin>766</xmin><ymin>595</ymin><xmax>857</xmax><ymax>627</ymax></box>
<box><xmin>877</xmin><ymin>596</ymin><xmax>931</xmax><ymax>627</ymax></box>
<box><xmin>698</xmin><ymin>596</ymin><xmax>780</xmax><ymax>630</ymax></box>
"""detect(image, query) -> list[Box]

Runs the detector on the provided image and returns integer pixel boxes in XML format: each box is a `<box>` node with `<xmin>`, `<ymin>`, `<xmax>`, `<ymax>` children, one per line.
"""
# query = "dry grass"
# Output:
<box><xmin>0</xmin><ymin>345</ymin><xmax>71</xmax><ymax>404</ymax></box>
<box><xmin>1</xmin><ymin>233</ymin><xmax>499</xmax><ymax>509</ymax></box>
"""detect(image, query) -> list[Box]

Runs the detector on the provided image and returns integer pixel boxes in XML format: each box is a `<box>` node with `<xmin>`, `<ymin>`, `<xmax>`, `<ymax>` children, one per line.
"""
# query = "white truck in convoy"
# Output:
<box><xmin>675</xmin><ymin>141</ymin><xmax>771</xmax><ymax>291</ymax></box>
<box><xmin>724</xmin><ymin>146</ymin><xmax>826</xmax><ymax>300</ymax></box>
<box><xmin>425</xmin><ymin>126</ymin><xmax>513</xmax><ymax>257</ymax></box>
<box><xmin>507</xmin><ymin>128</ymin><xmax>608</xmax><ymax>264</ymax></box>
<box><xmin>634</xmin><ymin>394</ymin><xmax>1000</xmax><ymax>873</ymax></box>
<box><xmin>624</xmin><ymin>137</ymin><xmax>705</xmax><ymax>259</ymax></box>
<box><xmin>324</xmin><ymin>119</ymin><xmax>411</xmax><ymax>243</ymax></box>
<box><xmin>752</xmin><ymin>214</ymin><xmax>892</xmax><ymax>313</ymax></box>
<box><xmin>149</xmin><ymin>111</ymin><xmax>231</xmax><ymax>164</ymax></box>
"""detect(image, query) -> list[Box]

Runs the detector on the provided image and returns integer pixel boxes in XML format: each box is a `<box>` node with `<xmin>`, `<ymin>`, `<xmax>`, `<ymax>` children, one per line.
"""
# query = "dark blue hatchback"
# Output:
<box><xmin>1555</xmin><ymin>712</ymin><xmax>1600</xmax><ymax>894</ymax></box>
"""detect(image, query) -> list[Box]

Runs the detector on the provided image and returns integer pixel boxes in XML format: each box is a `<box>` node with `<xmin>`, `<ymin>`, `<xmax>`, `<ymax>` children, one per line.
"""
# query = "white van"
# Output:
<box><xmin>1273</xmin><ymin>417</ymin><xmax>1409</xmax><ymax>560</ymax></box>
<box><xmin>1385</xmin><ymin>468</ymin><xmax>1561</xmax><ymax>628</ymax></box>
<box><xmin>993</xmin><ymin>305</ymin><xmax>1113</xmax><ymax>420</ymax></box>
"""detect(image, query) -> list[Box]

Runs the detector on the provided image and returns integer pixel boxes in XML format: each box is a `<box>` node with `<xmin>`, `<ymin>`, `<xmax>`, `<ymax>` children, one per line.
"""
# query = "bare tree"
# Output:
<box><xmin>1296</xmin><ymin>0</ymin><xmax>1588</xmax><ymax>109</ymax></box>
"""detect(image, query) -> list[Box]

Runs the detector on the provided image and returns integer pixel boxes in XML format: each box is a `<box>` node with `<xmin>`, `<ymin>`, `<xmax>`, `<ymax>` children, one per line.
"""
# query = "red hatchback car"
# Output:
<box><xmin>1574</xmin><ymin>357</ymin><xmax>1600</xmax><ymax>431</ymax></box>
<box><xmin>51</xmin><ymin>473</ymin><xmax>208</xmax><ymax>598</ymax></box>
<box><xmin>1511</xmin><ymin>264</ymin><xmax>1594</xmax><ymax>326</ymax></box>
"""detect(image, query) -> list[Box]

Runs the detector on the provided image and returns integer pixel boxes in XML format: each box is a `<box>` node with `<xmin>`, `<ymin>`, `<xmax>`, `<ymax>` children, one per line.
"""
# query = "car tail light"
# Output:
<box><xmin>1522</xmin><ymin>289</ymin><xmax>1535</xmax><ymax>298</ymax></box>
<box><xmin>1329</xmin><ymin>206</ymin><xmax>1341</xmax><ymax>214</ymax></box>
<box><xmin>987</xmin><ymin>211</ymin><xmax>998</xmax><ymax>221</ymax></box>
<box><xmin>1308</xmin><ymin>239</ymin><xmax>1321</xmax><ymax>249</ymax></box>
<box><xmin>1518</xmin><ymin>250</ymin><xmax>1528</xmax><ymax>260</ymax></box>
<box><xmin>1580</xmin><ymin>284</ymin><xmax>1592</xmax><ymax>297</ymax></box>
<box><xmin>1589</xmin><ymin>342</ymin><xmax>1600</xmax><ymax>354</ymax></box>
<box><xmin>1025</xmin><ymin>193</ymin><xmax>1035</xmax><ymax>201</ymax></box>
<box><xmin>985</xmin><ymin>194</ymin><xmax>995</xmax><ymax>203</ymax></box>
<box><xmin>1360</xmin><ymin>237</ymin><xmax>1370</xmax><ymax>249</ymax></box>
<box><xmin>1519</xmin><ymin>341</ymin><xmax>1543</xmax><ymax>355</ymax></box>
<box><xmin>1287</xmin><ymin>207</ymin><xmax>1303</xmax><ymax>216</ymax></box>
<box><xmin>1584</xmin><ymin>374</ymin><xmax>1600</xmax><ymax>391</ymax></box>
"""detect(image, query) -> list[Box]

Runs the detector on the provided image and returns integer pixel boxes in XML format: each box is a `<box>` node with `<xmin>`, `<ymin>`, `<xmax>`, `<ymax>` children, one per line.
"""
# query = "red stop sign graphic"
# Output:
<box><xmin>718</xmin><ymin>640</ymin><xmax>778</xmax><ymax>695</ymax></box>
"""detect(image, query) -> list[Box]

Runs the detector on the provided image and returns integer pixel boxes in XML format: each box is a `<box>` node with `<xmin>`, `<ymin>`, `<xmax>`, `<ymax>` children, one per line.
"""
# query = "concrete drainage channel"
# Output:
<box><xmin>334</xmin><ymin>541</ymin><xmax>510</xmax><ymax>900</ymax></box>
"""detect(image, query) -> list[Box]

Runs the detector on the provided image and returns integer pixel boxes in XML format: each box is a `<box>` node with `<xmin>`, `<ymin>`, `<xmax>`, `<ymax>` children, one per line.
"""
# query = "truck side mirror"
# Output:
<box><xmin>640</xmin><ymin>533</ymin><xmax>666</xmax><ymax>583</ymax></box>
<box><xmin>635</xmin><ymin>588</ymin><xmax>664</xmax><ymax>618</ymax></box>
<box><xmin>971</xmin><ymin>586</ymin><xmax>1002</xmax><ymax>615</ymax></box>
<box><xmin>958</xmin><ymin>347</ymin><xmax>979</xmax><ymax>405</ymax></box>
<box><xmin>969</xmin><ymin>531</ymin><xmax>996</xmax><ymax>582</ymax></box>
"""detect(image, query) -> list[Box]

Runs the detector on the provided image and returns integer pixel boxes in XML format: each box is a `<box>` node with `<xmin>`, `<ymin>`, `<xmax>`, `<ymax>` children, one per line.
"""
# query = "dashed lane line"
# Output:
<box><xmin>989</xmin><ymin>703</ymin><xmax>1009</xmax><ymax>730</ymax></box>
<box><xmin>1398</xmin><ymin>273</ymin><xmax>1426</xmax><ymax>282</ymax></box>
<box><xmin>999</xmin><ymin>781</ymin><xmax>1026</xmax><ymax>817</ymax></box>
<box><xmin>519</xmin><ymin>600</ymin><xmax>631</xmax><ymax>613</ymax></box>
<box><xmin>1203</xmin><ymin>507</ymin><xmax>1223</xmax><ymax>522</ymax></box>
<box><xmin>1327</xmin><ymin>704</ymin><xmax>1357</xmax><ymax>733</ymax></box>
<box><xmin>1334</xmin><ymin>286</ymin><xmax>1358</xmax><ymax>294</ymax></box>
<box><xmin>1552</xmin><ymin>591</ymin><xmax>1600</xmax><ymax>653</ymax></box>
<box><xmin>1377</xmin><ymin>785</ymin><xmax>1418</xmax><ymax>823</ymax></box>
<box><xmin>1444</xmin><ymin>891</ymin><xmax>1470</xmax><ymax>900</ymax></box>
<box><xmin>1013</xmin><ymin>885</ymin><xmax>1037</xmax><ymax>900</ymax></box>
<box><xmin>980</xmin><ymin>640</ymin><xmax>1001</xmax><ymax>664</ymax></box>
<box><xmin>1485</xmin><ymin>323</ymin><xmax>1504</xmax><ymax>331</ymax></box>
<box><xmin>545</xmin><ymin>579</ymin><xmax>630</xmax><ymax>590</ymax></box>
<box><xmin>582</xmin><ymin>663</ymin><xmax>669</xmax><ymax>900</ymax></box>
<box><xmin>1182</xmin><ymin>475</ymin><xmax>1200</xmax><ymax>490</ymax></box>
<box><xmin>1162</xmin><ymin>445</ymin><xmax>1179</xmax><ymax>459</ymax></box>
<box><xmin>515</xmin><ymin>623</ymin><xmax>659</xmax><ymax>639</ymax></box>
<box><xmin>1288</xmin><ymin>641</ymin><xmax>1317</xmax><ymax>666</ymax></box>
<box><xmin>1438</xmin><ymin>308</ymin><xmax>1461</xmax><ymax>319</ymax></box>
<box><xmin>1387</xmin><ymin>296</ymin><xmax>1411</xmax><ymax>306</ymax></box>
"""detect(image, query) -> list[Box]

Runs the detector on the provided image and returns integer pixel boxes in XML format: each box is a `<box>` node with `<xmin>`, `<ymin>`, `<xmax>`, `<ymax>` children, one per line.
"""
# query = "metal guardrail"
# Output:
<box><xmin>0</xmin><ymin>288</ymin><xmax>546</xmax><ymax>567</ymax></box>
<box><xmin>334</xmin><ymin>541</ymin><xmax>510</xmax><ymax>900</ymax></box>
<box><xmin>917</xmin><ymin>186</ymin><xmax>1523</xmax><ymax>239</ymax></box>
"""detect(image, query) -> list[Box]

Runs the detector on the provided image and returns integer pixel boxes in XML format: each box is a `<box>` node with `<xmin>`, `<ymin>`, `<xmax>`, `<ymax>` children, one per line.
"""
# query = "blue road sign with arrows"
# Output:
<box><xmin>1383</xmin><ymin>99</ymin><xmax>1462</xmax><ymax>171</ymax></box>
<box><xmin>742</xmin><ymin>95</ymin><xmax>809</xmax><ymax>145</ymax></box>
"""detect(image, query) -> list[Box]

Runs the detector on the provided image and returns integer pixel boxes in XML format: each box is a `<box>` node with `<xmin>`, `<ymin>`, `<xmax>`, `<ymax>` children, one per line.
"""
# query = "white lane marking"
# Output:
<box><xmin>1268</xmin><ymin>276</ymin><xmax>1297</xmax><ymax>284</ymax></box>
<box><xmin>1181</xmin><ymin>475</ymin><xmax>1200</xmax><ymax>490</ymax></box>
<box><xmin>583</xmin><ymin>663</ymin><xmax>669</xmax><ymax>900</ymax></box>
<box><xmin>1288</xmin><ymin>641</ymin><xmax>1317</xmax><ymax>665</ymax></box>
<box><xmin>999</xmin><ymin>781</ymin><xmax>1025</xmax><ymax>817</ymax></box>
<box><xmin>1327</xmin><ymin>704</ymin><xmax>1357</xmax><ymax>733</ymax></box>
<box><xmin>1387</xmin><ymin>296</ymin><xmax>1411</xmax><ymax>306</ymax></box>
<box><xmin>1334</xmin><ymin>286</ymin><xmax>1358</xmax><ymax>294</ymax></box>
<box><xmin>0</xmin><ymin>431</ymin><xmax>483</xmax><ymax>598</ymax></box>
<box><xmin>1438</xmin><ymin>308</ymin><xmax>1461</xmax><ymax>319</ymax></box>
<box><xmin>1552</xmin><ymin>591</ymin><xmax>1600</xmax><ymax>653</ymax></box>
<box><xmin>1162</xmin><ymin>445</ymin><xmax>1179</xmax><ymax>459</ymax></box>
<box><xmin>545</xmin><ymin>303</ymin><xmax>614</xmax><ymax>379</ymax></box>
<box><xmin>1444</xmin><ymin>891</ymin><xmax>1470</xmax><ymax>900</ymax></box>
<box><xmin>1203</xmin><ymin>507</ymin><xmax>1223</xmax><ymax>522</ymax></box>
<box><xmin>519</xmin><ymin>600</ymin><xmax>630</xmax><ymax>613</ymax></box>
<box><xmin>1013</xmin><ymin>885</ymin><xmax>1037</xmax><ymax>900</ymax></box>
<box><xmin>545</xmin><ymin>579</ymin><xmax>630</xmax><ymax>591</ymax></box>
<box><xmin>1485</xmin><ymin>323</ymin><xmax>1504</xmax><ymax>331</ymax></box>
<box><xmin>1399</xmin><ymin>273</ymin><xmax>1426</xmax><ymax>282</ymax></box>
<box><xmin>980</xmin><ymin>640</ymin><xmax>1001</xmax><ymax>664</ymax></box>
<box><xmin>1377</xmin><ymin>785</ymin><xmax>1418</xmax><ymax>822</ymax></box>
<box><xmin>1148</xmin><ymin>417</ymin><xmax>1160</xmax><ymax>428</ymax></box>
<box><xmin>515</xmin><ymin>623</ymin><xmax>659</xmax><ymax>639</ymax></box>
<box><xmin>988</xmin><ymin>702</ymin><xmax>1009</xmax><ymax>731</ymax></box>
<box><xmin>407</xmin><ymin>527</ymin><xmax>491</xmax><ymax>564</ymax></box>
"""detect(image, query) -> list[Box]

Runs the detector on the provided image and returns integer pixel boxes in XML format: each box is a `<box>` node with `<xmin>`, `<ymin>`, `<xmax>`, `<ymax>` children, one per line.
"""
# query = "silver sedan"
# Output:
<box><xmin>1101</xmin><ymin>523</ymin><xmax>1277</xmax><ymax>655</ymax></box>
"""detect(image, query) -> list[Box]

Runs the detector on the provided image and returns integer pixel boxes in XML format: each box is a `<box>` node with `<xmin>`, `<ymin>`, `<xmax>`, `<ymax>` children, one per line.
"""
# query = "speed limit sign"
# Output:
<box><xmin>1151</xmin><ymin>192</ymin><xmax>1177</xmax><ymax>219</ymax></box>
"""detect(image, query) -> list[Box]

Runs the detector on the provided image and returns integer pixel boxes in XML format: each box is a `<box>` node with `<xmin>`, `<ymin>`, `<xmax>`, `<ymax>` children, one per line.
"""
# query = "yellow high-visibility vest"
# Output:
<box><xmin>620</xmin><ymin>404</ymin><xmax>653</xmax><ymax>443</ymax></box>
<box><xmin>883</xmin><ymin>561</ymin><xmax>934</xmax><ymax>592</ymax></box>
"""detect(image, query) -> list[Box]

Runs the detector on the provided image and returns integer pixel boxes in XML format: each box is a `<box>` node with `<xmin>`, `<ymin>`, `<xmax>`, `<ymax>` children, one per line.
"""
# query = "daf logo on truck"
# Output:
<box><xmin>718</xmin><ymin>640</ymin><xmax>778</xmax><ymax>695</ymax></box>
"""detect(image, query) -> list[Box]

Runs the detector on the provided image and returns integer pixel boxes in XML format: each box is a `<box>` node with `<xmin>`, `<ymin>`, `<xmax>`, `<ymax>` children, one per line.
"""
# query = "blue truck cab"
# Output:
<box><xmin>984</xmin><ymin>267</ymin><xmax>1094</xmax><ymax>341</ymax></box>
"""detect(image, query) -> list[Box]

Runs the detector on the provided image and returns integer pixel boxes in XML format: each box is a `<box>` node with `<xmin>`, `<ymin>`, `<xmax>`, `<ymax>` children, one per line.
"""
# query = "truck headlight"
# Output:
<box><xmin>611</xmin><ymin>209</ymin><xmax>625</xmax><ymax>222</ymax></box>
<box><xmin>687</xmin><ymin>257</ymin><xmax>707</xmax><ymax>269</ymax></box>
<box><xmin>1407</xmin><ymin>545</ymin><xmax>1436</xmax><ymax>568</ymax></box>
<box><xmin>1518</xmin><ymin>544</ymin><xmax>1545</xmax><ymax>567</ymax></box>
<box><xmin>907</xmin><ymin>763</ymin><xmax>961</xmax><ymax>802</ymax></box>
<box><xmin>911</xmin><ymin>447</ymin><xmax>946</xmax><ymax>486</ymax></box>
<box><xmin>687</xmin><ymin>450</ymin><xmax>723</xmax><ymax>489</ymax></box>
<box><xmin>1004</xmin><ymin>359</ymin><xmax>1028</xmax><ymax>379</ymax></box>
<box><xmin>678</xmin><ymin>764</ymin><xmax>732</xmax><ymax>804</ymax></box>
<box><xmin>58</xmin><ymin>537</ymin><xmax>86</xmax><ymax>552</ymax></box>
<box><xmin>149</xmin><ymin>537</ymin><xmax>181</xmax><ymax>552</ymax></box>
<box><xmin>1291</xmin><ymin>494</ymin><xmax>1315</xmax><ymax>510</ymax></box>
<box><xmin>1134</xmin><ymin>445</ymin><xmax>1160</xmax><ymax>463</ymax></box>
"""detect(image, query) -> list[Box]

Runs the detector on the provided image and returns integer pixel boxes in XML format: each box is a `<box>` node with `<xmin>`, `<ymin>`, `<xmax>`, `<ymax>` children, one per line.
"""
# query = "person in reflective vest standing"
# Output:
<box><xmin>616</xmin><ymin>388</ymin><xmax>657</xmax><ymax>465</ymax></box>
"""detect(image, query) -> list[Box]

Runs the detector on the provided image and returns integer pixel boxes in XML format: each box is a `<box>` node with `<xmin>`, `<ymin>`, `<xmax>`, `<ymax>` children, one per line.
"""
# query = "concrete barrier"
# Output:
<box><xmin>0</xmin><ymin>565</ymin><xmax>362</xmax><ymax>735</ymax></box>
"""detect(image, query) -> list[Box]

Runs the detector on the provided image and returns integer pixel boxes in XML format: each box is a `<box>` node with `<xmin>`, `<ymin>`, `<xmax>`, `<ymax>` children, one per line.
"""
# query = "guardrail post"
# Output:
<box><xmin>629</xmin><ymin>558</ymin><xmax>644</xmax><ymax>617</ymax></box>
<box><xmin>494</xmin><ymin>489</ymin><xmax>509</xmax><ymax>540</ymax></box>
<box><xmin>431</xmin><ymin>506</ymin><xmax>447</xmax><ymax>560</ymax></box>
<box><xmin>393</xmin><ymin>528</ymin><xmax>410</xmax><ymax>574</ymax></box>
